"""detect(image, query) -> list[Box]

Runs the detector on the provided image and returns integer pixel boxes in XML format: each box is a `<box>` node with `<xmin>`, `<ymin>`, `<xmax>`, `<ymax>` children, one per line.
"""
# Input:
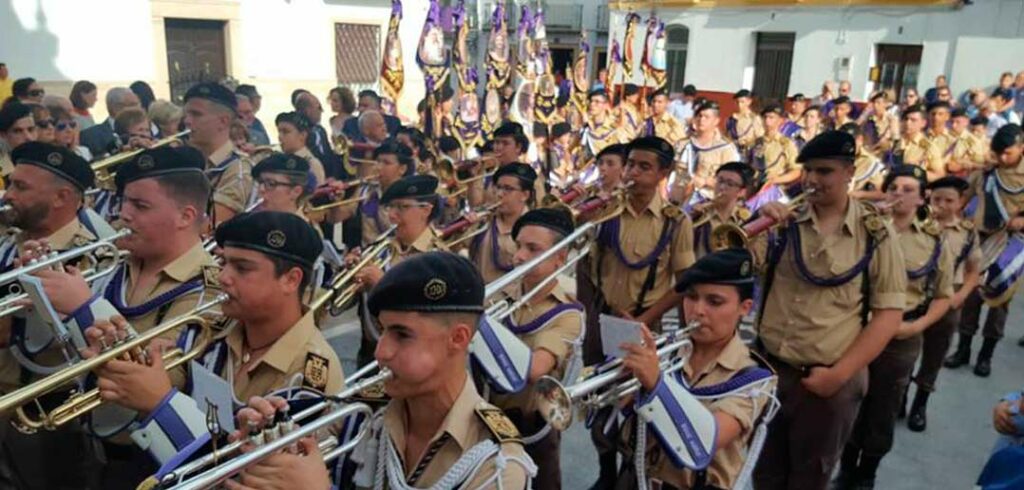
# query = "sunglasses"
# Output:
<box><xmin>55</xmin><ymin>120</ymin><xmax>77</xmax><ymax>131</ymax></box>
<box><xmin>28</xmin><ymin>89</ymin><xmax>45</xmax><ymax>97</ymax></box>
<box><xmin>35</xmin><ymin>118</ymin><xmax>55</xmax><ymax>129</ymax></box>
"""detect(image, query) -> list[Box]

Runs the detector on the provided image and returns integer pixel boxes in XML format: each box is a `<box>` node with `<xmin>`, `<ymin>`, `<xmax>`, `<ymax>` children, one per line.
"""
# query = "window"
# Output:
<box><xmin>665</xmin><ymin>25</ymin><xmax>689</xmax><ymax>93</ymax></box>
<box><xmin>335</xmin><ymin>23</ymin><xmax>380</xmax><ymax>84</ymax></box>
<box><xmin>752</xmin><ymin>32</ymin><xmax>796</xmax><ymax>104</ymax></box>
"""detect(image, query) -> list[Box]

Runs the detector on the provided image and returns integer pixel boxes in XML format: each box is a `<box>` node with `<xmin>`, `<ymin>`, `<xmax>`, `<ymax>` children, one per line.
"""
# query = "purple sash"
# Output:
<box><xmin>503</xmin><ymin>303</ymin><xmax>583</xmax><ymax>335</ymax></box>
<box><xmin>597</xmin><ymin>215</ymin><xmax>677</xmax><ymax>270</ymax></box>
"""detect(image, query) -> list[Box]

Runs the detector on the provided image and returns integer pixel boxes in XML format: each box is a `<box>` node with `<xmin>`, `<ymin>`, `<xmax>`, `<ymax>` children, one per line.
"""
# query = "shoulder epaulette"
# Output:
<box><xmin>475</xmin><ymin>404</ymin><xmax>521</xmax><ymax>443</ymax></box>
<box><xmin>961</xmin><ymin>219</ymin><xmax>975</xmax><ymax>231</ymax></box>
<box><xmin>861</xmin><ymin>209</ymin><xmax>889</xmax><ymax>241</ymax></box>
<box><xmin>736</xmin><ymin>206</ymin><xmax>753</xmax><ymax>222</ymax></box>
<box><xmin>663</xmin><ymin>204</ymin><xmax>683</xmax><ymax>221</ymax></box>
<box><xmin>202</xmin><ymin>264</ymin><xmax>223</xmax><ymax>290</ymax></box>
<box><xmin>922</xmin><ymin>218</ymin><xmax>942</xmax><ymax>237</ymax></box>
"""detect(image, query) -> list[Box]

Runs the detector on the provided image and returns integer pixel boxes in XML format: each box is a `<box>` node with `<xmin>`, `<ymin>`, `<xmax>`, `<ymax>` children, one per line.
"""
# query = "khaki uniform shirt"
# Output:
<box><xmin>171</xmin><ymin>310</ymin><xmax>344</xmax><ymax>399</ymax></box>
<box><xmin>927</xmin><ymin>129</ymin><xmax>957</xmax><ymax>170</ymax></box>
<box><xmin>895</xmin><ymin>133</ymin><xmax>944</xmax><ymax>177</ymax></box>
<box><xmin>0</xmin><ymin>218</ymin><xmax>97</xmax><ymax>391</ymax></box>
<box><xmin>851</xmin><ymin>149</ymin><xmax>885</xmax><ymax>193</ymax></box>
<box><xmin>896</xmin><ymin>220</ymin><xmax>955</xmax><ymax>311</ymax></box>
<box><xmin>759</xmin><ymin>199</ymin><xmax>907</xmax><ymax>366</ymax></box>
<box><xmin>619</xmin><ymin>103</ymin><xmax>644</xmax><ymax>142</ymax></box>
<box><xmin>687</xmin><ymin>134</ymin><xmax>741</xmax><ymax>191</ymax></box>
<box><xmin>649</xmin><ymin>113</ymin><xmax>687</xmax><ymax>147</ymax></box>
<box><xmin>941</xmin><ymin>219</ymin><xmax>981</xmax><ymax>286</ymax></box>
<box><xmin>584</xmin><ymin>115</ymin><xmax>625</xmax><ymax>157</ymax></box>
<box><xmin>490</xmin><ymin>285</ymin><xmax>582</xmax><ymax>414</ymax></box>
<box><xmin>949</xmin><ymin>131</ymin><xmax>987</xmax><ymax>171</ymax></box>
<box><xmin>624</xmin><ymin>335</ymin><xmax>776</xmax><ymax>489</ymax></box>
<box><xmin>390</xmin><ymin>227</ymin><xmax>447</xmax><ymax>266</ymax></box>
<box><xmin>469</xmin><ymin>215</ymin><xmax>520</xmax><ymax>285</ymax></box>
<box><xmin>294</xmin><ymin>146</ymin><xmax>326</xmax><ymax>187</ymax></box>
<box><xmin>756</xmin><ymin>133</ymin><xmax>800</xmax><ymax>181</ymax></box>
<box><xmin>863</xmin><ymin>113</ymin><xmax>899</xmax><ymax>154</ymax></box>
<box><xmin>594</xmin><ymin>193</ymin><xmax>695</xmax><ymax>316</ymax></box>
<box><xmin>120</xmin><ymin>241</ymin><xmax>217</xmax><ymax>337</ymax></box>
<box><xmin>692</xmin><ymin>204</ymin><xmax>760</xmax><ymax>263</ymax></box>
<box><xmin>369</xmin><ymin>376</ymin><xmax>529</xmax><ymax>489</ymax></box>
<box><xmin>728</xmin><ymin>112</ymin><xmax>764</xmax><ymax>150</ymax></box>
<box><xmin>967</xmin><ymin>159</ymin><xmax>1024</xmax><ymax>234</ymax></box>
<box><xmin>361</xmin><ymin>187</ymin><xmax>393</xmax><ymax>247</ymax></box>
<box><xmin>207</xmin><ymin>141</ymin><xmax>255</xmax><ymax>216</ymax></box>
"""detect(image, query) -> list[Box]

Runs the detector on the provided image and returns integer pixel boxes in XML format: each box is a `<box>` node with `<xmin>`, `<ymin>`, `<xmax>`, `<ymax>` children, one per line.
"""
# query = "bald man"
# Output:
<box><xmin>79</xmin><ymin>87</ymin><xmax>141</xmax><ymax>156</ymax></box>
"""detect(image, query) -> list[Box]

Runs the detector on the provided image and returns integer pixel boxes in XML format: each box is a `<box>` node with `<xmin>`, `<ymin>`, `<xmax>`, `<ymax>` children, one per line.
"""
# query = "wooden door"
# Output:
<box><xmin>165</xmin><ymin>18</ymin><xmax>227</xmax><ymax>104</ymax></box>
<box><xmin>875</xmin><ymin>44</ymin><xmax>923</xmax><ymax>101</ymax></box>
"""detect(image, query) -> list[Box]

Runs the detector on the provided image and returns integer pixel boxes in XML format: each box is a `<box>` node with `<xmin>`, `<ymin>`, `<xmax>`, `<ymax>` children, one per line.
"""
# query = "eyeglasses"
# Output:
<box><xmin>55</xmin><ymin>120</ymin><xmax>77</xmax><ymax>131</ymax></box>
<box><xmin>716</xmin><ymin>179</ymin><xmax>745</xmax><ymax>189</ymax></box>
<box><xmin>28</xmin><ymin>89</ymin><xmax>45</xmax><ymax>97</ymax></box>
<box><xmin>258</xmin><ymin>179</ymin><xmax>295</xmax><ymax>190</ymax></box>
<box><xmin>35</xmin><ymin>118</ymin><xmax>55</xmax><ymax>129</ymax></box>
<box><xmin>495</xmin><ymin>184</ymin><xmax>523</xmax><ymax>193</ymax></box>
<box><xmin>384</xmin><ymin>202</ymin><xmax>430</xmax><ymax>212</ymax></box>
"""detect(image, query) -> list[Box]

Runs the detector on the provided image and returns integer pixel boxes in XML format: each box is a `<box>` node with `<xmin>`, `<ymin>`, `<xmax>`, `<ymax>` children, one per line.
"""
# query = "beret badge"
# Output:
<box><xmin>740</xmin><ymin>260</ymin><xmax>751</xmax><ymax>277</ymax></box>
<box><xmin>266</xmin><ymin>230</ymin><xmax>287</xmax><ymax>249</ymax></box>
<box><xmin>46</xmin><ymin>152</ymin><xmax>63</xmax><ymax>166</ymax></box>
<box><xmin>137</xmin><ymin>155</ymin><xmax>156</xmax><ymax>169</ymax></box>
<box><xmin>423</xmin><ymin>278</ymin><xmax>448</xmax><ymax>301</ymax></box>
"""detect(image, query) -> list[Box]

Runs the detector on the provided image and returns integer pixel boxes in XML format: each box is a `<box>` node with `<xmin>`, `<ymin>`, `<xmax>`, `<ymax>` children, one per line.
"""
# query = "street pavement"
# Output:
<box><xmin>324</xmin><ymin>288</ymin><xmax>1024</xmax><ymax>489</ymax></box>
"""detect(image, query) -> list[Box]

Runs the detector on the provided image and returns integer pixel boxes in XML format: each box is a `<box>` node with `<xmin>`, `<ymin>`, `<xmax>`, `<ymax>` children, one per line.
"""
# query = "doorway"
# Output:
<box><xmin>875</xmin><ymin>44</ymin><xmax>923</xmax><ymax>102</ymax></box>
<box><xmin>165</xmin><ymin>18</ymin><xmax>227</xmax><ymax>104</ymax></box>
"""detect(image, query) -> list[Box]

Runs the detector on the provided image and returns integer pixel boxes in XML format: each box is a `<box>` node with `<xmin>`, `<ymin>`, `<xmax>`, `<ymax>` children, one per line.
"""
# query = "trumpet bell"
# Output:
<box><xmin>709</xmin><ymin>222</ymin><xmax>749</xmax><ymax>252</ymax></box>
<box><xmin>535</xmin><ymin>375</ymin><xmax>577</xmax><ymax>432</ymax></box>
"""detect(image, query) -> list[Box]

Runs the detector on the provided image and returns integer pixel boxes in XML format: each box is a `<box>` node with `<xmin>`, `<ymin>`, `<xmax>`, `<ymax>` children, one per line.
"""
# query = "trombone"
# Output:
<box><xmin>437</xmin><ymin>202</ymin><xmax>500</xmax><ymax>249</ymax></box>
<box><xmin>310</xmin><ymin>225</ymin><xmax>396</xmax><ymax>316</ymax></box>
<box><xmin>152</xmin><ymin>368</ymin><xmax>390</xmax><ymax>490</ymax></box>
<box><xmin>303</xmin><ymin>176</ymin><xmax>380</xmax><ymax>221</ymax></box>
<box><xmin>708</xmin><ymin>188</ymin><xmax>814</xmax><ymax>252</ymax></box>
<box><xmin>333</xmin><ymin>134</ymin><xmax>378</xmax><ymax>168</ymax></box>
<box><xmin>0</xmin><ymin>294</ymin><xmax>223</xmax><ymax>433</ymax></box>
<box><xmin>535</xmin><ymin>321</ymin><xmax>698</xmax><ymax>431</ymax></box>
<box><xmin>0</xmin><ymin>228</ymin><xmax>131</xmax><ymax>318</ymax></box>
<box><xmin>435</xmin><ymin>156</ymin><xmax>498</xmax><ymax>199</ymax></box>
<box><xmin>92</xmin><ymin>130</ymin><xmax>192</xmax><ymax>190</ymax></box>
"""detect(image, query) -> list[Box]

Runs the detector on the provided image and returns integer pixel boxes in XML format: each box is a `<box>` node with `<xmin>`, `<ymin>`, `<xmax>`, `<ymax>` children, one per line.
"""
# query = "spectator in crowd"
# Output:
<box><xmin>69</xmin><ymin>80</ymin><xmax>98</xmax><ymax>130</ymax></box>
<box><xmin>992</xmin><ymin>88</ymin><xmax>1022</xmax><ymax>126</ymax></box>
<box><xmin>27</xmin><ymin>103</ymin><xmax>55</xmax><ymax>144</ymax></box>
<box><xmin>925</xmin><ymin>75</ymin><xmax>948</xmax><ymax>104</ymax></box>
<box><xmin>113</xmin><ymin>107</ymin><xmax>152</xmax><ymax>150</ymax></box>
<box><xmin>147</xmin><ymin>99</ymin><xmax>184</xmax><ymax>138</ymax></box>
<box><xmin>812</xmin><ymin>80</ymin><xmax>836</xmax><ymax>106</ymax></box>
<box><xmin>901</xmin><ymin>88</ymin><xmax>921</xmax><ymax>114</ymax></box>
<box><xmin>236</xmin><ymin>84</ymin><xmax>269</xmax><ymax>144</ymax></box>
<box><xmin>667</xmin><ymin>84</ymin><xmax>698</xmax><ymax>126</ymax></box>
<box><xmin>1014</xmin><ymin>71</ymin><xmax>1024</xmax><ymax>119</ymax></box>
<box><xmin>343</xmin><ymin>89</ymin><xmax>401</xmax><ymax>139</ymax></box>
<box><xmin>328</xmin><ymin>86</ymin><xmax>356</xmax><ymax>137</ymax></box>
<box><xmin>12</xmin><ymin>77</ymin><xmax>44</xmax><ymax>104</ymax></box>
<box><xmin>0</xmin><ymin>63</ymin><xmax>12</xmax><ymax>104</ymax></box>
<box><xmin>46</xmin><ymin>101</ymin><xmax>91</xmax><ymax>160</ymax></box>
<box><xmin>129</xmin><ymin>80</ymin><xmax>156</xmax><ymax>111</ymax></box>
<box><xmin>236</xmin><ymin>93</ymin><xmax>269</xmax><ymax>146</ymax></box>
<box><xmin>593</xmin><ymin>68</ymin><xmax>608</xmax><ymax>92</ymax></box>
<box><xmin>79</xmin><ymin>86</ymin><xmax>140</xmax><ymax>156</ymax></box>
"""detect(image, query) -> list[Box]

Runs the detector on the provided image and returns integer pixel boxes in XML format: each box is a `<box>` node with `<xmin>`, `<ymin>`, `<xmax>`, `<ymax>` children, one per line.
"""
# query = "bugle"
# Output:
<box><xmin>310</xmin><ymin>225</ymin><xmax>396</xmax><ymax>316</ymax></box>
<box><xmin>202</xmin><ymin>199</ymin><xmax>265</xmax><ymax>253</ymax></box>
<box><xmin>552</xmin><ymin>181</ymin><xmax>633</xmax><ymax>225</ymax></box>
<box><xmin>303</xmin><ymin>176</ymin><xmax>379</xmax><ymax>220</ymax></box>
<box><xmin>0</xmin><ymin>228</ymin><xmax>131</xmax><ymax>318</ymax></box>
<box><xmin>332</xmin><ymin>134</ymin><xmax>378</xmax><ymax>167</ymax></box>
<box><xmin>437</xmin><ymin>202</ymin><xmax>500</xmax><ymax>249</ymax></box>
<box><xmin>0</xmin><ymin>294</ymin><xmax>223</xmax><ymax>433</ymax></box>
<box><xmin>709</xmin><ymin>188</ymin><xmax>815</xmax><ymax>252</ymax></box>
<box><xmin>92</xmin><ymin>130</ymin><xmax>192</xmax><ymax>189</ymax></box>
<box><xmin>534</xmin><ymin>322</ymin><xmax>698</xmax><ymax>431</ymax></box>
<box><xmin>153</xmin><ymin>368</ymin><xmax>390</xmax><ymax>490</ymax></box>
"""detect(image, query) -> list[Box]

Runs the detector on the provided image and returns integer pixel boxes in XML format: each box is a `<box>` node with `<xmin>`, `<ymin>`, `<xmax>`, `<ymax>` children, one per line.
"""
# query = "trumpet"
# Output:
<box><xmin>203</xmin><ymin>199</ymin><xmax>265</xmax><ymax>253</ymax></box>
<box><xmin>333</xmin><ymin>134</ymin><xmax>378</xmax><ymax>167</ymax></box>
<box><xmin>92</xmin><ymin>130</ymin><xmax>192</xmax><ymax>189</ymax></box>
<box><xmin>0</xmin><ymin>294</ymin><xmax>223</xmax><ymax>433</ymax></box>
<box><xmin>437</xmin><ymin>202</ymin><xmax>500</xmax><ymax>249</ymax></box>
<box><xmin>709</xmin><ymin>188</ymin><xmax>815</xmax><ymax>252</ymax></box>
<box><xmin>0</xmin><ymin>228</ymin><xmax>131</xmax><ymax>318</ymax></box>
<box><xmin>152</xmin><ymin>368</ymin><xmax>390</xmax><ymax>490</ymax></box>
<box><xmin>553</xmin><ymin>181</ymin><xmax>633</xmax><ymax>225</ymax></box>
<box><xmin>435</xmin><ymin>156</ymin><xmax>498</xmax><ymax>199</ymax></box>
<box><xmin>303</xmin><ymin>176</ymin><xmax>380</xmax><ymax>220</ymax></box>
<box><xmin>535</xmin><ymin>321</ymin><xmax>698</xmax><ymax>431</ymax></box>
<box><xmin>310</xmin><ymin>225</ymin><xmax>396</xmax><ymax>316</ymax></box>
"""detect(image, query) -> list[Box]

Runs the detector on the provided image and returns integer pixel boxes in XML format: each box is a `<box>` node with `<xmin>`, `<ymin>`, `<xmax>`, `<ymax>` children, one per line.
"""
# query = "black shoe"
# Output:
<box><xmin>1018</xmin><ymin>334</ymin><xmax>1024</xmax><ymax>347</ymax></box>
<box><xmin>974</xmin><ymin>357</ymin><xmax>992</xmax><ymax>377</ymax></box>
<box><xmin>944</xmin><ymin>335</ymin><xmax>973</xmax><ymax>368</ymax></box>
<box><xmin>907</xmin><ymin>394</ymin><xmax>928</xmax><ymax>432</ymax></box>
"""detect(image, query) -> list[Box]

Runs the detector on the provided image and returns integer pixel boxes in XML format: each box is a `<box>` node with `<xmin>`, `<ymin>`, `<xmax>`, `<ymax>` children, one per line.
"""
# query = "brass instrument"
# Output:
<box><xmin>303</xmin><ymin>176</ymin><xmax>380</xmax><ymax>221</ymax></box>
<box><xmin>0</xmin><ymin>228</ymin><xmax>131</xmax><ymax>318</ymax></box>
<box><xmin>553</xmin><ymin>181</ymin><xmax>634</xmax><ymax>225</ymax></box>
<box><xmin>0</xmin><ymin>295</ymin><xmax>223</xmax><ymax>433</ymax></box>
<box><xmin>203</xmin><ymin>199</ymin><xmax>265</xmax><ymax>253</ymax></box>
<box><xmin>310</xmin><ymin>225</ymin><xmax>396</xmax><ymax>316</ymax></box>
<box><xmin>535</xmin><ymin>321</ymin><xmax>698</xmax><ymax>431</ymax></box>
<box><xmin>437</xmin><ymin>202</ymin><xmax>500</xmax><ymax>249</ymax></box>
<box><xmin>709</xmin><ymin>189</ymin><xmax>815</xmax><ymax>252</ymax></box>
<box><xmin>92</xmin><ymin>130</ymin><xmax>192</xmax><ymax>190</ymax></box>
<box><xmin>151</xmin><ymin>368</ymin><xmax>389</xmax><ymax>490</ymax></box>
<box><xmin>435</xmin><ymin>155</ymin><xmax>499</xmax><ymax>199</ymax></box>
<box><xmin>333</xmin><ymin>134</ymin><xmax>378</xmax><ymax>168</ymax></box>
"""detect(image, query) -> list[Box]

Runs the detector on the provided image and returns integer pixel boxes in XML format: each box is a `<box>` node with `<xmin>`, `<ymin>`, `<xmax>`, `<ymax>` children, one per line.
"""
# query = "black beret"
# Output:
<box><xmin>760</xmin><ymin>103</ymin><xmax>784</xmax><ymax>117</ymax></box>
<box><xmin>970</xmin><ymin>116</ymin><xmax>989</xmax><ymax>126</ymax></box>
<box><xmin>588</xmin><ymin>89</ymin><xmax>610</xmax><ymax>100</ymax></box>
<box><xmin>438</xmin><ymin>136</ymin><xmax>461</xmax><ymax>154</ymax></box>
<box><xmin>184</xmin><ymin>82</ymin><xmax>238</xmax><ymax>113</ymax></box>
<box><xmin>434</xmin><ymin>84</ymin><xmax>456</xmax><ymax>102</ymax></box>
<box><xmin>380</xmin><ymin>175</ymin><xmax>439</xmax><ymax>204</ymax></box>
<box><xmin>532</xmin><ymin>122</ymin><xmax>549</xmax><ymax>138</ymax></box>
<box><xmin>492</xmin><ymin>163</ymin><xmax>537</xmax><ymax>188</ymax></box>
<box><xmin>11</xmin><ymin>141</ymin><xmax>94</xmax><ymax>191</ymax></box>
<box><xmin>551</xmin><ymin>122</ymin><xmax>572</xmax><ymax>139</ymax></box>
<box><xmin>235</xmin><ymin>84</ymin><xmax>260</xmax><ymax>99</ymax></box>
<box><xmin>674</xmin><ymin>248</ymin><xmax>755</xmax><ymax>293</ymax></box>
<box><xmin>494</xmin><ymin>122</ymin><xmax>529</xmax><ymax>151</ymax></box>
<box><xmin>372</xmin><ymin>139</ymin><xmax>414</xmax><ymax>165</ymax></box>
<box><xmin>927</xmin><ymin>175</ymin><xmax>969</xmax><ymax>193</ymax></box>
<box><xmin>789</xmin><ymin>93</ymin><xmax>806</xmax><ymax>102</ymax></box>
<box><xmin>882</xmin><ymin>164</ymin><xmax>927</xmax><ymax>192</ymax></box>
<box><xmin>596</xmin><ymin>143</ymin><xmax>628</xmax><ymax>161</ymax></box>
<box><xmin>682</xmin><ymin>85</ymin><xmax>697</xmax><ymax>96</ymax></box>
<box><xmin>626</xmin><ymin>135</ymin><xmax>675</xmax><ymax>164</ymax></box>
<box><xmin>251</xmin><ymin>152</ymin><xmax>310</xmax><ymax>179</ymax></box>
<box><xmin>716</xmin><ymin>161</ymin><xmax>753</xmax><ymax>188</ymax></box>
<box><xmin>513</xmin><ymin>207</ymin><xmax>575</xmax><ymax>240</ymax></box>
<box><xmin>951</xmin><ymin>108</ymin><xmax>969</xmax><ymax>119</ymax></box>
<box><xmin>115</xmin><ymin>146</ymin><xmax>206</xmax><ymax>192</ymax></box>
<box><xmin>733</xmin><ymin>89</ymin><xmax>752</xmax><ymax>99</ymax></box>
<box><xmin>991</xmin><ymin>124</ymin><xmax>1024</xmax><ymax>153</ymax></box>
<box><xmin>214</xmin><ymin>211</ymin><xmax>323</xmax><ymax>268</ymax></box>
<box><xmin>367</xmin><ymin>251</ymin><xmax>484</xmax><ymax>316</ymax></box>
<box><xmin>623</xmin><ymin>84</ymin><xmax>640</xmax><ymax>96</ymax></box>
<box><xmin>869</xmin><ymin>91</ymin><xmax>888</xmax><ymax>102</ymax></box>
<box><xmin>796</xmin><ymin>130</ymin><xmax>856</xmax><ymax>164</ymax></box>
<box><xmin>274</xmin><ymin>111</ymin><xmax>311</xmax><ymax>131</ymax></box>
<box><xmin>694</xmin><ymin>100</ymin><xmax>720</xmax><ymax>115</ymax></box>
<box><xmin>927</xmin><ymin>101</ymin><xmax>952</xmax><ymax>112</ymax></box>
<box><xmin>833</xmin><ymin>96</ymin><xmax>852</xmax><ymax>106</ymax></box>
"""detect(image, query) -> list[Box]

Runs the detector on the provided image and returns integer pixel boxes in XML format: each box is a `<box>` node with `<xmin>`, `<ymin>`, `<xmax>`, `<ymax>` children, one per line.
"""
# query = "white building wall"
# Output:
<box><xmin>609</xmin><ymin>0</ymin><xmax>1024</xmax><ymax>101</ymax></box>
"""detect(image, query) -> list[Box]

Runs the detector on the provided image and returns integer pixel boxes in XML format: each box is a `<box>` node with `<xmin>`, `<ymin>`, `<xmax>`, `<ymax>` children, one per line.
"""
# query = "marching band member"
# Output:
<box><xmin>467</xmin><ymin>163</ymin><xmax>535</xmax><ymax>283</ymax></box>
<box><xmin>793</xmin><ymin>105</ymin><xmax>823</xmax><ymax>151</ymax></box>
<box><xmin>926</xmin><ymin>101</ymin><xmax>956</xmax><ymax>172</ymax></box>
<box><xmin>251</xmin><ymin>153</ymin><xmax>316</xmax><ymax>222</ymax></box>
<box><xmin>183</xmin><ymin>82</ymin><xmax>256</xmax><ymax>226</ymax></box>
<box><xmin>582</xmin><ymin>89</ymin><xmax>625</xmax><ymax>159</ymax></box>
<box><xmin>909</xmin><ymin>176</ymin><xmax>980</xmax><ymax>432</ymax></box>
<box><xmin>752</xmin><ymin>131</ymin><xmax>906</xmax><ymax>490</ymax></box>
<box><xmin>0</xmin><ymin>141</ymin><xmax>101</xmax><ymax>490</ymax></box>
<box><xmin>468</xmin><ymin>122</ymin><xmax>546</xmax><ymax>206</ymax></box>
<box><xmin>224</xmin><ymin>252</ymin><xmax>535</xmax><ymax>490</ymax></box>
<box><xmin>617</xmin><ymin>84</ymin><xmax>643</xmax><ymax>142</ymax></box>
<box><xmin>80</xmin><ymin>211</ymin><xmax>343</xmax><ymax>487</ymax></box>
<box><xmin>26</xmin><ymin>147</ymin><xmax>220</xmax><ymax>486</ymax></box>
<box><xmin>615</xmin><ymin>248</ymin><xmax>777</xmax><ymax>490</ymax></box>
<box><xmin>890</xmin><ymin>105</ymin><xmax>945</xmax><ymax>181</ymax></box>
<box><xmin>750</xmin><ymin>104</ymin><xmax>801</xmax><ymax>193</ymax></box>
<box><xmin>782</xmin><ymin>93</ymin><xmax>808</xmax><ymax>137</ymax></box>
<box><xmin>836</xmin><ymin>165</ymin><xmax>954</xmax><ymax>490</ymax></box>
<box><xmin>828</xmin><ymin>96</ymin><xmax>856</xmax><ymax>130</ymax></box>
<box><xmin>678</xmin><ymin>103</ymin><xmax>740</xmax><ymax>205</ymax></box>
<box><xmin>644</xmin><ymin>89</ymin><xmax>686</xmax><ymax>148</ymax></box>
<box><xmin>332</xmin><ymin>138</ymin><xmax>413</xmax><ymax>249</ymax></box>
<box><xmin>548</xmin><ymin>122</ymin><xmax>577</xmax><ymax>189</ymax></box>
<box><xmin>274</xmin><ymin>111</ymin><xmax>326</xmax><ymax>187</ymax></box>
<box><xmin>838</xmin><ymin>123</ymin><xmax>886</xmax><ymax>202</ymax></box>
<box><xmin>489</xmin><ymin>207</ymin><xmax>583</xmax><ymax>490</ymax></box>
<box><xmin>945</xmin><ymin>108</ymin><xmax>988</xmax><ymax>177</ymax></box>
<box><xmin>691</xmin><ymin>162</ymin><xmax>756</xmax><ymax>261</ymax></box>
<box><xmin>946</xmin><ymin>124</ymin><xmax>1024</xmax><ymax>377</ymax></box>
<box><xmin>726</xmin><ymin>90</ymin><xmax>763</xmax><ymax>161</ymax></box>
<box><xmin>859</xmin><ymin>92</ymin><xmax>899</xmax><ymax>156</ymax></box>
